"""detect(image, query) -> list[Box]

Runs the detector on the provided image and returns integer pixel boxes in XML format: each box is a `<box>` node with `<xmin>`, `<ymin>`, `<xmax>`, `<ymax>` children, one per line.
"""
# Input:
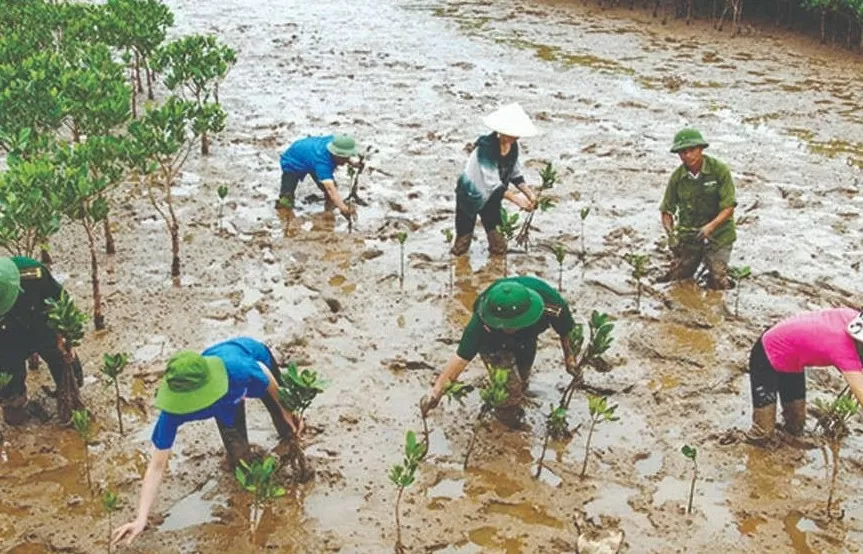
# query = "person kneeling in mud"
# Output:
<box><xmin>746</xmin><ymin>308</ymin><xmax>863</xmax><ymax>445</ymax></box>
<box><xmin>658</xmin><ymin>128</ymin><xmax>737</xmax><ymax>290</ymax></box>
<box><xmin>422</xmin><ymin>276</ymin><xmax>576</xmax><ymax>426</ymax></box>
<box><xmin>113</xmin><ymin>337</ymin><xmax>302</xmax><ymax>546</ymax></box>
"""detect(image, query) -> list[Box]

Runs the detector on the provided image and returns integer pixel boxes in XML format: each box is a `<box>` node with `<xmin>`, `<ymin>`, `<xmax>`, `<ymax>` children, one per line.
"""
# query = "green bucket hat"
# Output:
<box><xmin>154</xmin><ymin>351</ymin><xmax>229</xmax><ymax>415</ymax></box>
<box><xmin>0</xmin><ymin>258</ymin><xmax>23</xmax><ymax>317</ymax></box>
<box><xmin>326</xmin><ymin>134</ymin><xmax>358</xmax><ymax>158</ymax></box>
<box><xmin>479</xmin><ymin>281</ymin><xmax>545</xmax><ymax>331</ymax></box>
<box><xmin>670</xmin><ymin>128</ymin><xmax>709</xmax><ymax>153</ymax></box>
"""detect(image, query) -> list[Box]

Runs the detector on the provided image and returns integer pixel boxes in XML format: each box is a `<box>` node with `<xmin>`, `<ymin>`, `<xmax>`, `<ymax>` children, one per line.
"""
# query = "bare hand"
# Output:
<box><xmin>420</xmin><ymin>388</ymin><xmax>441</xmax><ymax>416</ymax></box>
<box><xmin>696</xmin><ymin>223</ymin><xmax>714</xmax><ymax>240</ymax></box>
<box><xmin>339</xmin><ymin>204</ymin><xmax>356</xmax><ymax>221</ymax></box>
<box><xmin>288</xmin><ymin>411</ymin><xmax>305</xmax><ymax>436</ymax></box>
<box><xmin>512</xmin><ymin>194</ymin><xmax>534</xmax><ymax>212</ymax></box>
<box><xmin>113</xmin><ymin>519</ymin><xmax>146</xmax><ymax>547</ymax></box>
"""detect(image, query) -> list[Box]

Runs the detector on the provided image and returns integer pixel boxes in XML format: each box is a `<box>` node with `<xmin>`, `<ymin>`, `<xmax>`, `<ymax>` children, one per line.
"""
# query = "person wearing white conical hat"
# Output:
<box><xmin>451</xmin><ymin>103</ymin><xmax>540</xmax><ymax>256</ymax></box>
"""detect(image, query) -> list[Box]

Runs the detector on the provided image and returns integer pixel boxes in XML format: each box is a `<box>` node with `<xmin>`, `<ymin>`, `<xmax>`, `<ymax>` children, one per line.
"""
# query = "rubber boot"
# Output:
<box><xmin>744</xmin><ymin>404</ymin><xmax>776</xmax><ymax>445</ymax></box>
<box><xmin>487</xmin><ymin>229</ymin><xmax>507</xmax><ymax>256</ymax></box>
<box><xmin>781</xmin><ymin>400</ymin><xmax>806</xmax><ymax>436</ymax></box>
<box><xmin>2</xmin><ymin>395</ymin><xmax>29</xmax><ymax>426</ymax></box>
<box><xmin>451</xmin><ymin>234</ymin><xmax>472</xmax><ymax>256</ymax></box>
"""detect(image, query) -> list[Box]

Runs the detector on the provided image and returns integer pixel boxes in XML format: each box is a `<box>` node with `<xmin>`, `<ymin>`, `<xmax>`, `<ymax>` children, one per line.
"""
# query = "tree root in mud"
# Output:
<box><xmin>281</xmin><ymin>440</ymin><xmax>313</xmax><ymax>483</ymax></box>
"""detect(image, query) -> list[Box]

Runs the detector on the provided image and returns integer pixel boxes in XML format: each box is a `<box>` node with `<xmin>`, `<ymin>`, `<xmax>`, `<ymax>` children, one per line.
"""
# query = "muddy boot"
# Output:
<box><xmin>487</xmin><ymin>229</ymin><xmax>507</xmax><ymax>256</ymax></box>
<box><xmin>275</xmin><ymin>193</ymin><xmax>295</xmax><ymax>210</ymax></box>
<box><xmin>744</xmin><ymin>404</ymin><xmax>776</xmax><ymax>445</ymax></box>
<box><xmin>2</xmin><ymin>395</ymin><xmax>29</xmax><ymax>426</ymax></box>
<box><xmin>451</xmin><ymin>234</ymin><xmax>473</xmax><ymax>256</ymax></box>
<box><xmin>781</xmin><ymin>400</ymin><xmax>806</xmax><ymax>436</ymax></box>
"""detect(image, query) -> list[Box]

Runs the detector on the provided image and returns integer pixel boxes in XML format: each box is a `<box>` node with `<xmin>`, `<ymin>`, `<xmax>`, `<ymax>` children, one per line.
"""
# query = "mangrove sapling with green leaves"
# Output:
<box><xmin>152</xmin><ymin>34</ymin><xmax>236</xmax><ymax>155</ymax></box>
<box><xmin>235</xmin><ymin>455</ymin><xmax>286</xmax><ymax>541</ymax></box>
<box><xmin>388</xmin><ymin>430</ymin><xmax>426</xmax><ymax>554</ymax></box>
<box><xmin>560</xmin><ymin>311</ymin><xmax>615</xmax><ymax>410</ymax></box>
<box><xmin>217</xmin><ymin>185</ymin><xmax>229</xmax><ymax>231</ymax></box>
<box><xmin>396</xmin><ymin>232</ymin><xmax>408</xmax><ymax>289</ymax></box>
<box><xmin>72</xmin><ymin>409</ymin><xmax>95</xmax><ymax>491</ymax></box>
<box><xmin>464</xmin><ymin>368</ymin><xmax>510</xmax><ymax>470</ymax></box>
<box><xmin>496</xmin><ymin>207</ymin><xmax>520</xmax><ymax>276</ymax></box>
<box><xmin>128</xmin><ymin>96</ymin><xmax>224</xmax><ymax>282</ymax></box>
<box><xmin>101</xmin><ymin>353</ymin><xmax>130</xmax><ymax>435</ymax></box>
<box><xmin>276</xmin><ymin>362</ymin><xmax>327</xmax><ymax>479</ymax></box>
<box><xmin>442</xmin><ymin>228</ymin><xmax>454</xmax><ymax>293</ymax></box>
<box><xmin>102</xmin><ymin>489</ymin><xmax>119</xmax><ymax>553</ymax></box>
<box><xmin>45</xmin><ymin>291</ymin><xmax>88</xmax><ymax>423</ymax></box>
<box><xmin>535</xmin><ymin>405</ymin><xmax>569</xmax><ymax>479</ymax></box>
<box><xmin>624</xmin><ymin>253</ymin><xmax>649</xmax><ymax>313</ymax></box>
<box><xmin>681</xmin><ymin>445</ymin><xmax>698</xmax><ymax>515</ymax></box>
<box><xmin>813</xmin><ymin>393</ymin><xmax>859</xmax><ymax>519</ymax></box>
<box><xmin>550</xmin><ymin>243</ymin><xmax>566</xmax><ymax>292</ymax></box>
<box><xmin>580</xmin><ymin>395</ymin><xmax>619</xmax><ymax>478</ymax></box>
<box><xmin>0</xmin><ymin>152</ymin><xmax>63</xmax><ymax>258</ymax></box>
<box><xmin>515</xmin><ymin>162</ymin><xmax>557</xmax><ymax>252</ymax></box>
<box><xmin>579</xmin><ymin>206</ymin><xmax>591</xmax><ymax>265</ymax></box>
<box><xmin>729</xmin><ymin>265</ymin><xmax>752</xmax><ymax>318</ymax></box>
<box><xmin>346</xmin><ymin>145</ymin><xmax>373</xmax><ymax>233</ymax></box>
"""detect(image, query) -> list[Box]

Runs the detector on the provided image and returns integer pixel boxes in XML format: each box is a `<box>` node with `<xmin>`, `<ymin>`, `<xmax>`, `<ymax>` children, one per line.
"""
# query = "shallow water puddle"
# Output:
<box><xmin>427</xmin><ymin>476</ymin><xmax>465</xmax><ymax>501</ymax></box>
<box><xmin>783</xmin><ymin>510</ymin><xmax>819</xmax><ymax>554</ymax></box>
<box><xmin>465</xmin><ymin>467</ymin><xmax>523</xmax><ymax>498</ymax></box>
<box><xmin>653</xmin><ymin>476</ymin><xmax>733</xmax><ymax>526</ymax></box>
<box><xmin>736</xmin><ymin>514</ymin><xmax>768</xmax><ymax>536</ymax></box>
<box><xmin>159</xmin><ymin>479</ymin><xmax>227</xmax><ymax>532</ymax></box>
<box><xmin>481</xmin><ymin>499</ymin><xmax>565</xmax><ymax>529</ymax></box>
<box><xmin>585</xmin><ymin>483</ymin><xmax>650</xmax><ymax>527</ymax></box>
<box><xmin>467</xmin><ymin>525</ymin><xmax>524</xmax><ymax>554</ymax></box>
<box><xmin>634</xmin><ymin>451</ymin><xmax>663</xmax><ymax>478</ymax></box>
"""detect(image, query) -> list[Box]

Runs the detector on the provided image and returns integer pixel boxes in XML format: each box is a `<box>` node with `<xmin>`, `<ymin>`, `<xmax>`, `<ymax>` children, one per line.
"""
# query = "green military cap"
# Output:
<box><xmin>326</xmin><ymin>135</ymin><xmax>358</xmax><ymax>158</ymax></box>
<box><xmin>0</xmin><ymin>258</ymin><xmax>23</xmax><ymax>317</ymax></box>
<box><xmin>479</xmin><ymin>281</ymin><xmax>545</xmax><ymax>331</ymax></box>
<box><xmin>670</xmin><ymin>128</ymin><xmax>709</xmax><ymax>153</ymax></box>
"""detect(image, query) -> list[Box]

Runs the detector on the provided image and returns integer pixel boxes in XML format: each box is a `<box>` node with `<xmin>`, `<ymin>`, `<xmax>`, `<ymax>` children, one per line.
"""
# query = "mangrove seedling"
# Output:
<box><xmin>579</xmin><ymin>206</ymin><xmax>591</xmax><ymax>263</ymax></box>
<box><xmin>72</xmin><ymin>409</ymin><xmax>95</xmax><ymax>491</ymax></box>
<box><xmin>235</xmin><ymin>455</ymin><xmax>286</xmax><ymax>541</ymax></box>
<box><xmin>102</xmin><ymin>489</ymin><xmax>119</xmax><ymax>554</ymax></box>
<box><xmin>420</xmin><ymin>380</ymin><xmax>473</xmax><ymax>456</ymax></box>
<box><xmin>389</xmin><ymin>430</ymin><xmax>426</xmax><ymax>554</ymax></box>
<box><xmin>217</xmin><ymin>185</ymin><xmax>228</xmax><ymax>231</ymax></box>
<box><xmin>580</xmin><ymin>395</ymin><xmax>619</xmax><ymax>478</ymax></box>
<box><xmin>464</xmin><ymin>367</ymin><xmax>510</xmax><ymax>470</ymax></box>
<box><xmin>515</xmin><ymin>162</ymin><xmax>557</xmax><ymax>252</ymax></box>
<box><xmin>681</xmin><ymin>444</ymin><xmax>698</xmax><ymax>515</ymax></box>
<box><xmin>396</xmin><ymin>231</ymin><xmax>408</xmax><ymax>289</ymax></box>
<box><xmin>550</xmin><ymin>243</ymin><xmax>566</xmax><ymax>292</ymax></box>
<box><xmin>496</xmin><ymin>207</ymin><xmax>520</xmax><ymax>276</ymax></box>
<box><xmin>729</xmin><ymin>265</ymin><xmax>752</xmax><ymax>318</ymax></box>
<box><xmin>101</xmin><ymin>353</ymin><xmax>130</xmax><ymax>435</ymax></box>
<box><xmin>535</xmin><ymin>405</ymin><xmax>569</xmax><ymax>479</ymax></box>
<box><xmin>813</xmin><ymin>392</ymin><xmax>859</xmax><ymax>519</ymax></box>
<box><xmin>560</xmin><ymin>311</ymin><xmax>615</xmax><ymax>410</ymax></box>
<box><xmin>45</xmin><ymin>291</ymin><xmax>88</xmax><ymax>423</ymax></box>
<box><xmin>345</xmin><ymin>146</ymin><xmax>373</xmax><ymax>232</ymax></box>
<box><xmin>442</xmin><ymin>228</ymin><xmax>454</xmax><ymax>293</ymax></box>
<box><xmin>277</xmin><ymin>362</ymin><xmax>327</xmax><ymax>417</ymax></box>
<box><xmin>624</xmin><ymin>253</ymin><xmax>649</xmax><ymax>313</ymax></box>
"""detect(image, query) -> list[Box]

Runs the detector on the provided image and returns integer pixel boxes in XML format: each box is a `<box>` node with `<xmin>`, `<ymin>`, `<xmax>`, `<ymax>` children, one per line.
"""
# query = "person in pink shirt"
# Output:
<box><xmin>746</xmin><ymin>307</ymin><xmax>863</xmax><ymax>444</ymax></box>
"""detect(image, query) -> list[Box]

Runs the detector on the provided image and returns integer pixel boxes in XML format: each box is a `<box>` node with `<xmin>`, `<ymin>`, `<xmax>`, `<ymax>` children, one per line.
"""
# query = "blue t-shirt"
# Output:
<box><xmin>279</xmin><ymin>135</ymin><xmax>336</xmax><ymax>182</ymax></box>
<box><xmin>151</xmin><ymin>337</ymin><xmax>274</xmax><ymax>450</ymax></box>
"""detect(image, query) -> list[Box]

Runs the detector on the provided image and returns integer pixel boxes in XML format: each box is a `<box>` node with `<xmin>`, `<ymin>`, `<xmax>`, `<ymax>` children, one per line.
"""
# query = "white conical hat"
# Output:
<box><xmin>482</xmin><ymin>103</ymin><xmax>539</xmax><ymax>138</ymax></box>
<box><xmin>848</xmin><ymin>310</ymin><xmax>863</xmax><ymax>343</ymax></box>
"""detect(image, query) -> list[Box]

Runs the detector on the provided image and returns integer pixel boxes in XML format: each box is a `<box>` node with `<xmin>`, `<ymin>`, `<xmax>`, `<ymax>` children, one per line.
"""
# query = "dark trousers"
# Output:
<box><xmin>749</xmin><ymin>336</ymin><xmax>805</xmax><ymax>409</ymax></box>
<box><xmin>279</xmin><ymin>172</ymin><xmax>326</xmax><ymax>202</ymax></box>
<box><xmin>455</xmin><ymin>189</ymin><xmax>504</xmax><ymax>237</ymax></box>
<box><xmin>0</xmin><ymin>329</ymin><xmax>82</xmax><ymax>400</ymax></box>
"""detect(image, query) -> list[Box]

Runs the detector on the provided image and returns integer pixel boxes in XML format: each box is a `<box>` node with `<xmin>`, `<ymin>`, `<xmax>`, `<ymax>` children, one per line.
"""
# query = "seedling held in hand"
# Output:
<box><xmin>813</xmin><ymin>392</ymin><xmax>858</xmax><ymax>519</ymax></box>
<box><xmin>681</xmin><ymin>444</ymin><xmax>698</xmax><ymax>515</ymax></box>
<box><xmin>389</xmin><ymin>430</ymin><xmax>426</xmax><ymax>554</ymax></box>
<box><xmin>101</xmin><ymin>353</ymin><xmax>130</xmax><ymax>435</ymax></box>
<box><xmin>235</xmin><ymin>455</ymin><xmax>286</xmax><ymax>541</ymax></box>
<box><xmin>729</xmin><ymin>266</ymin><xmax>751</xmax><ymax>318</ymax></box>
<box><xmin>560</xmin><ymin>311</ymin><xmax>615</xmax><ymax>409</ymax></box>
<box><xmin>46</xmin><ymin>292</ymin><xmax>88</xmax><ymax>422</ymax></box>
<box><xmin>624</xmin><ymin>253</ymin><xmax>649</xmax><ymax>313</ymax></box>
<box><xmin>515</xmin><ymin>162</ymin><xmax>557</xmax><ymax>251</ymax></box>
<box><xmin>72</xmin><ymin>409</ymin><xmax>95</xmax><ymax>491</ymax></box>
<box><xmin>580</xmin><ymin>395</ymin><xmax>618</xmax><ymax>478</ymax></box>
<box><xmin>277</xmin><ymin>362</ymin><xmax>327</xmax><ymax>417</ymax></box>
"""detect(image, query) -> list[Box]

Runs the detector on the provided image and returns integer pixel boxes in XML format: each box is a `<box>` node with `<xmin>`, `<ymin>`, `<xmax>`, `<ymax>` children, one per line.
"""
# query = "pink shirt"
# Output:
<box><xmin>762</xmin><ymin>308</ymin><xmax>863</xmax><ymax>374</ymax></box>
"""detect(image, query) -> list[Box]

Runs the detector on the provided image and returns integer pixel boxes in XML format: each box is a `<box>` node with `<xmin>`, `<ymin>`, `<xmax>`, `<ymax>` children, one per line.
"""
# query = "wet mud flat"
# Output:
<box><xmin>2</xmin><ymin>0</ymin><xmax>863</xmax><ymax>552</ymax></box>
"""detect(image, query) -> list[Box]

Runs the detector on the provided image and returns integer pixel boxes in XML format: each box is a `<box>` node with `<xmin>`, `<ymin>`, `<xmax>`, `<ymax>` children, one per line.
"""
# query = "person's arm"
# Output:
<box><xmin>661</xmin><ymin>212</ymin><xmax>675</xmax><ymax>234</ymax></box>
<box><xmin>422</xmin><ymin>354</ymin><xmax>470</xmax><ymax>414</ymax></box>
<box><xmin>319</xmin><ymin>179</ymin><xmax>352</xmax><ymax>218</ymax></box>
<box><xmin>112</xmin><ymin>448</ymin><xmax>171</xmax><ymax>546</ymax></box>
<box><xmin>258</xmin><ymin>363</ymin><xmax>302</xmax><ymax>435</ymax></box>
<box><xmin>842</xmin><ymin>372</ymin><xmax>863</xmax><ymax>409</ymax></box>
<box><xmin>503</xmin><ymin>188</ymin><xmax>534</xmax><ymax>211</ymax></box>
<box><xmin>700</xmin><ymin>165</ymin><xmax>737</xmax><ymax>239</ymax></box>
<box><xmin>698</xmin><ymin>206</ymin><xmax>734</xmax><ymax>239</ymax></box>
<box><xmin>659</xmin><ymin>173</ymin><xmax>678</xmax><ymax>234</ymax></box>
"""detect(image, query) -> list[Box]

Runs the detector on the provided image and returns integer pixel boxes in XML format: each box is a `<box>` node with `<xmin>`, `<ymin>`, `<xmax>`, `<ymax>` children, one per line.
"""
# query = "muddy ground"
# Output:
<box><xmin>2</xmin><ymin>0</ymin><xmax>863</xmax><ymax>552</ymax></box>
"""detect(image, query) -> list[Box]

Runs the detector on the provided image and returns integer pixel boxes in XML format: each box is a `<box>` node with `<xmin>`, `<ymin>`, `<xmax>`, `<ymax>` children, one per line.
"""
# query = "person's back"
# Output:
<box><xmin>279</xmin><ymin>135</ymin><xmax>335</xmax><ymax>179</ymax></box>
<box><xmin>763</xmin><ymin>307</ymin><xmax>862</xmax><ymax>372</ymax></box>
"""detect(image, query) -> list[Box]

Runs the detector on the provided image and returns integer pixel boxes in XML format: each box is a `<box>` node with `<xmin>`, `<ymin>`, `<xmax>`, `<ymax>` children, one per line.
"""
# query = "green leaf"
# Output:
<box><xmin>681</xmin><ymin>444</ymin><xmax>697</xmax><ymax>460</ymax></box>
<box><xmin>217</xmin><ymin>185</ymin><xmax>228</xmax><ymax>200</ymax></box>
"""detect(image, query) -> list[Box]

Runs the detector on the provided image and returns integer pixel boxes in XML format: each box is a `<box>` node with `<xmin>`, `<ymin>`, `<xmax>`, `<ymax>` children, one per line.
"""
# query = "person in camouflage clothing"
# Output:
<box><xmin>421</xmin><ymin>276</ymin><xmax>576</xmax><ymax>426</ymax></box>
<box><xmin>658</xmin><ymin>128</ymin><xmax>737</xmax><ymax>290</ymax></box>
<box><xmin>0</xmin><ymin>256</ymin><xmax>83</xmax><ymax>424</ymax></box>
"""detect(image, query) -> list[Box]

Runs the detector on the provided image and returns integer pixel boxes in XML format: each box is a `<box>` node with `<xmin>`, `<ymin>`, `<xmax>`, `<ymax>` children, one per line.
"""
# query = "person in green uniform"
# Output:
<box><xmin>0</xmin><ymin>256</ymin><xmax>83</xmax><ymax>424</ymax></box>
<box><xmin>658</xmin><ymin>128</ymin><xmax>737</xmax><ymax>290</ymax></box>
<box><xmin>421</xmin><ymin>276</ymin><xmax>576</xmax><ymax>426</ymax></box>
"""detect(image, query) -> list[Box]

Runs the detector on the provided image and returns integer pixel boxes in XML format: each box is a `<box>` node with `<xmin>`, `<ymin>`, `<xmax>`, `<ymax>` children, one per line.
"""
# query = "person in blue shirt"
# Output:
<box><xmin>278</xmin><ymin>134</ymin><xmax>359</xmax><ymax>220</ymax></box>
<box><xmin>112</xmin><ymin>337</ymin><xmax>302</xmax><ymax>546</ymax></box>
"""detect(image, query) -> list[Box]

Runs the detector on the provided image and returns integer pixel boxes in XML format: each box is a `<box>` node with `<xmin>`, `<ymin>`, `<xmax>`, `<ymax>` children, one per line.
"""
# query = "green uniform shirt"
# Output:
<box><xmin>659</xmin><ymin>154</ymin><xmax>737</xmax><ymax>247</ymax></box>
<box><xmin>0</xmin><ymin>257</ymin><xmax>62</xmax><ymax>335</ymax></box>
<box><xmin>456</xmin><ymin>276</ymin><xmax>575</xmax><ymax>361</ymax></box>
